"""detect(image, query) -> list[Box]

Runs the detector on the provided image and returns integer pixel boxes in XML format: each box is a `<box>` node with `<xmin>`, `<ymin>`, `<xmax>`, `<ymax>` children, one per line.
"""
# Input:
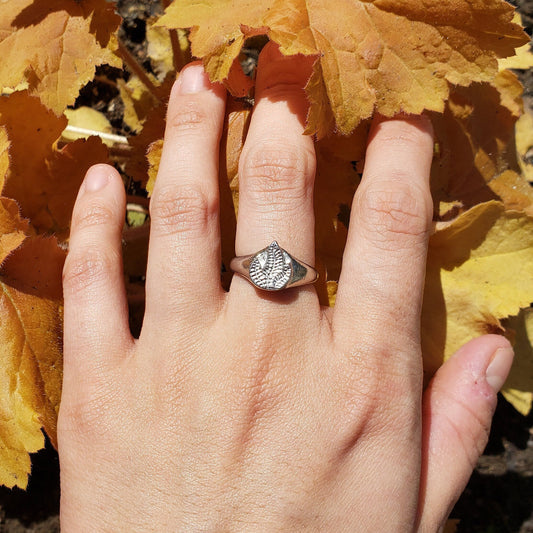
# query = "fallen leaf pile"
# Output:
<box><xmin>0</xmin><ymin>0</ymin><xmax>532</xmax><ymax>488</ymax></box>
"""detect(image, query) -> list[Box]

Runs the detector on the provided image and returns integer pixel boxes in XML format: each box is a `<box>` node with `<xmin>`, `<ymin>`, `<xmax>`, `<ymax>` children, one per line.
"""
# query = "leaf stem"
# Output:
<box><xmin>127</xmin><ymin>195</ymin><xmax>150</xmax><ymax>208</ymax></box>
<box><xmin>116</xmin><ymin>40</ymin><xmax>164</xmax><ymax>102</ymax></box>
<box><xmin>160</xmin><ymin>0</ymin><xmax>191</xmax><ymax>73</ymax></box>
<box><xmin>63</xmin><ymin>125</ymin><xmax>129</xmax><ymax>145</ymax></box>
<box><xmin>170</xmin><ymin>29</ymin><xmax>189</xmax><ymax>73</ymax></box>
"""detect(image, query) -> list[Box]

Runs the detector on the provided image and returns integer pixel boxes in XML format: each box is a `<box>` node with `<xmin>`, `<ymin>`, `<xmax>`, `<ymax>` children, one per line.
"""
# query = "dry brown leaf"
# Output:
<box><xmin>0</xmin><ymin>235</ymin><xmax>64</xmax><ymax>489</ymax></box>
<box><xmin>515</xmin><ymin>110</ymin><xmax>533</xmax><ymax>181</ymax></box>
<box><xmin>0</xmin><ymin>127</ymin><xmax>8</xmax><ymax>193</ymax></box>
<box><xmin>422</xmin><ymin>202</ymin><xmax>533</xmax><ymax>385</ymax></box>
<box><xmin>0</xmin><ymin>92</ymin><xmax>109</xmax><ymax>239</ymax></box>
<box><xmin>44</xmin><ymin>136</ymin><xmax>110</xmax><ymax>239</ymax></box>
<box><xmin>218</xmin><ymin>99</ymin><xmax>252</xmax><ymax>287</ymax></box>
<box><xmin>0</xmin><ymin>198</ymin><xmax>29</xmax><ymax>266</ymax></box>
<box><xmin>489</xmin><ymin>170</ymin><xmax>533</xmax><ymax>215</ymax></box>
<box><xmin>159</xmin><ymin>0</ymin><xmax>527</xmax><ymax>135</ymax></box>
<box><xmin>126</xmin><ymin>101</ymin><xmax>167</xmax><ymax>185</ymax></box>
<box><xmin>443</xmin><ymin>520</ymin><xmax>460</xmax><ymax>533</ymax></box>
<box><xmin>0</xmin><ymin>0</ymin><xmax>122</xmax><ymax>114</ymax></box>
<box><xmin>314</xmin><ymin>125</ymin><xmax>367</xmax><ymax>286</ymax></box>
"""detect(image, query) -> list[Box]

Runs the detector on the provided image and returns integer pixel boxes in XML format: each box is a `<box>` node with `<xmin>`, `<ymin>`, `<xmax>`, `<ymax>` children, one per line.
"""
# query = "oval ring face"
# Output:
<box><xmin>249</xmin><ymin>241</ymin><xmax>292</xmax><ymax>290</ymax></box>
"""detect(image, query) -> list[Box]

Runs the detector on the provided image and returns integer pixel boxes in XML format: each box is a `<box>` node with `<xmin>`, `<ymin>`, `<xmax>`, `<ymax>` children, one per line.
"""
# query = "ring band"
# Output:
<box><xmin>230</xmin><ymin>241</ymin><xmax>318</xmax><ymax>291</ymax></box>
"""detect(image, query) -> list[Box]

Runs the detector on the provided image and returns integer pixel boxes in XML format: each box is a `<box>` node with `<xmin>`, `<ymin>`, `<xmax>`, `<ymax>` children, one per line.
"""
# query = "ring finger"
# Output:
<box><xmin>232</xmin><ymin>43</ymin><xmax>317</xmax><ymax>295</ymax></box>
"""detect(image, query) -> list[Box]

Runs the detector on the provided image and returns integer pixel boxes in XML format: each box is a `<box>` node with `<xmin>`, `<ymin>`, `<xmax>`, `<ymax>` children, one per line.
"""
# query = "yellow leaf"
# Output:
<box><xmin>146</xmin><ymin>22</ymin><xmax>178</xmax><ymax>82</ymax></box>
<box><xmin>502</xmin><ymin>388</ymin><xmax>532</xmax><ymax>416</ymax></box>
<box><xmin>493</xmin><ymin>68</ymin><xmax>524</xmax><ymax>119</ymax></box>
<box><xmin>0</xmin><ymin>236</ymin><xmax>65</xmax><ymax>488</ymax></box>
<box><xmin>118</xmin><ymin>76</ymin><xmax>157</xmax><ymax>133</ymax></box>
<box><xmin>499</xmin><ymin>14</ymin><xmax>533</xmax><ymax>71</ymax></box>
<box><xmin>0</xmin><ymin>198</ymin><xmax>29</xmax><ymax>266</ymax></box>
<box><xmin>0</xmin><ymin>0</ymin><xmax>122</xmax><ymax>114</ymax></box>
<box><xmin>489</xmin><ymin>170</ymin><xmax>533</xmax><ymax>216</ymax></box>
<box><xmin>160</xmin><ymin>0</ymin><xmax>527</xmax><ymax>135</ymax></box>
<box><xmin>326</xmin><ymin>281</ymin><xmax>338</xmax><ymax>308</ymax></box>
<box><xmin>499</xmin><ymin>42</ymin><xmax>533</xmax><ymax>70</ymax></box>
<box><xmin>304</xmin><ymin>60</ymin><xmax>335</xmax><ymax>139</ymax></box>
<box><xmin>422</xmin><ymin>202</ymin><xmax>533</xmax><ymax>377</ymax></box>
<box><xmin>145</xmin><ymin>139</ymin><xmax>164</xmax><ymax>196</ymax></box>
<box><xmin>158</xmin><ymin>1</ymin><xmax>271</xmax><ymax>85</ymax></box>
<box><xmin>503</xmin><ymin>308</ymin><xmax>533</xmax><ymax>416</ymax></box>
<box><xmin>62</xmin><ymin>107</ymin><xmax>113</xmax><ymax>145</ymax></box>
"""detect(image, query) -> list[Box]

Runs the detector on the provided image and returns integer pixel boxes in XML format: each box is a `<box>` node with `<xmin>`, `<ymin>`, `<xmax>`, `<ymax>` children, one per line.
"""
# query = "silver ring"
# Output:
<box><xmin>230</xmin><ymin>241</ymin><xmax>318</xmax><ymax>291</ymax></box>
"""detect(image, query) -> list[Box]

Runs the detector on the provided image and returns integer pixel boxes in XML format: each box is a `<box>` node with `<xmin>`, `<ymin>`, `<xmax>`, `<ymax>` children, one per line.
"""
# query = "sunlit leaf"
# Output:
<box><xmin>422</xmin><ymin>202</ymin><xmax>533</xmax><ymax>380</ymax></box>
<box><xmin>146</xmin><ymin>22</ymin><xmax>183</xmax><ymax>82</ymax></box>
<box><xmin>0</xmin><ymin>0</ymin><xmax>122</xmax><ymax>114</ymax></box>
<box><xmin>489</xmin><ymin>170</ymin><xmax>533</xmax><ymax>216</ymax></box>
<box><xmin>0</xmin><ymin>235</ymin><xmax>64</xmax><ymax>488</ymax></box>
<box><xmin>498</xmin><ymin>14</ymin><xmax>533</xmax><ymax>71</ymax></box>
<box><xmin>159</xmin><ymin>0</ymin><xmax>527</xmax><ymax>134</ymax></box>
<box><xmin>62</xmin><ymin>106</ymin><xmax>114</xmax><ymax>146</ymax></box>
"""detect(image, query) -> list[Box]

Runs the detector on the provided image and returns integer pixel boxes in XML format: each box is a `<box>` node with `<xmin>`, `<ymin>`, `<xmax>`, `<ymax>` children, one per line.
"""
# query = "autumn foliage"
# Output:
<box><xmin>0</xmin><ymin>0</ymin><xmax>533</xmax><ymax>489</ymax></box>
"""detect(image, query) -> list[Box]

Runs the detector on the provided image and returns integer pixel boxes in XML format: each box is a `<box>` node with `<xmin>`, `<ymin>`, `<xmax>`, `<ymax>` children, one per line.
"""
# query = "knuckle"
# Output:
<box><xmin>241</xmin><ymin>143</ymin><xmax>315</xmax><ymax>207</ymax></box>
<box><xmin>149</xmin><ymin>184</ymin><xmax>216</xmax><ymax>237</ymax></box>
<box><xmin>63</xmin><ymin>248</ymin><xmax>118</xmax><ymax>294</ymax></box>
<box><xmin>72</xmin><ymin>201</ymin><xmax>117</xmax><ymax>232</ymax></box>
<box><xmin>167</xmin><ymin>100</ymin><xmax>214</xmax><ymax>134</ymax></box>
<box><xmin>356</xmin><ymin>180</ymin><xmax>431</xmax><ymax>245</ymax></box>
<box><xmin>376</xmin><ymin>126</ymin><xmax>428</xmax><ymax>150</ymax></box>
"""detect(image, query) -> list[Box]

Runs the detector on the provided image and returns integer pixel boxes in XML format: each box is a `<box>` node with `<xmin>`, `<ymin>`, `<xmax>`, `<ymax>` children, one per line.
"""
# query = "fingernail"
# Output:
<box><xmin>84</xmin><ymin>166</ymin><xmax>110</xmax><ymax>192</ymax></box>
<box><xmin>178</xmin><ymin>64</ymin><xmax>211</xmax><ymax>94</ymax></box>
<box><xmin>485</xmin><ymin>346</ymin><xmax>514</xmax><ymax>392</ymax></box>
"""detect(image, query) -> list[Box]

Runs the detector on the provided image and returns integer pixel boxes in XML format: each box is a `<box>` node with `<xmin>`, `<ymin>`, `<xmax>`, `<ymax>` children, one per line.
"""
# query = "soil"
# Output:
<box><xmin>1</xmin><ymin>0</ymin><xmax>533</xmax><ymax>531</ymax></box>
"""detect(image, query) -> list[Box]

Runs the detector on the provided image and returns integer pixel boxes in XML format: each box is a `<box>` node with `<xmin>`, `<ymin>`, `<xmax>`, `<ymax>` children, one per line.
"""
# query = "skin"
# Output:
<box><xmin>59</xmin><ymin>43</ymin><xmax>514</xmax><ymax>532</ymax></box>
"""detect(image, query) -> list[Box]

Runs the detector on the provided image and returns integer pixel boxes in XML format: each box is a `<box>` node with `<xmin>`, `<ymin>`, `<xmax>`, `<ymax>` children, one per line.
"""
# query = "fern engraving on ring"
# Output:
<box><xmin>249</xmin><ymin>241</ymin><xmax>292</xmax><ymax>290</ymax></box>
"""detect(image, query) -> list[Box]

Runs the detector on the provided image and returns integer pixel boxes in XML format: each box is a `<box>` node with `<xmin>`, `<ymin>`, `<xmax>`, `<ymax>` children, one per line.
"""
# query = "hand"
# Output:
<box><xmin>58</xmin><ymin>43</ymin><xmax>513</xmax><ymax>532</ymax></box>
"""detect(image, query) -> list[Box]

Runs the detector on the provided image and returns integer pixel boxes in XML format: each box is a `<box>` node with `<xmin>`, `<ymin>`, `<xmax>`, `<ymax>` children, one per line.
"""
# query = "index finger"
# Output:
<box><xmin>333</xmin><ymin>115</ymin><xmax>434</xmax><ymax>359</ymax></box>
